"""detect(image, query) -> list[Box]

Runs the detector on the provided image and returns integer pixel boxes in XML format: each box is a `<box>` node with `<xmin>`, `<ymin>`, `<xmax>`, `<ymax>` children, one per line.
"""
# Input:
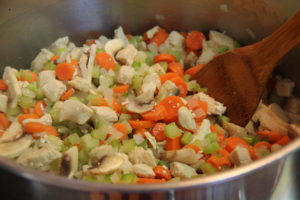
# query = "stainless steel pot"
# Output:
<box><xmin>0</xmin><ymin>0</ymin><xmax>300</xmax><ymax>199</ymax></box>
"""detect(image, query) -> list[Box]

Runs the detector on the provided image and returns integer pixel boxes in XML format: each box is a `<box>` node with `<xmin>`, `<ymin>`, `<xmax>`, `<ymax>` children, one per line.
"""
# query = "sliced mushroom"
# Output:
<box><xmin>42</xmin><ymin>79</ymin><xmax>67</xmax><ymax>102</ymax></box>
<box><xmin>115</xmin><ymin>153</ymin><xmax>133</xmax><ymax>174</ymax></box>
<box><xmin>229</xmin><ymin>146</ymin><xmax>252</xmax><ymax>166</ymax></box>
<box><xmin>117</xmin><ymin>65</ymin><xmax>135</xmax><ymax>84</ymax></box>
<box><xmin>89</xmin><ymin>145</ymin><xmax>117</xmax><ymax>165</ymax></box>
<box><xmin>197</xmin><ymin>92</ymin><xmax>226</xmax><ymax>115</ymax></box>
<box><xmin>17</xmin><ymin>144</ymin><xmax>62</xmax><ymax>169</ymax></box>
<box><xmin>116</xmin><ymin>44</ymin><xmax>138</xmax><ymax>65</ymax></box>
<box><xmin>161</xmin><ymin>148</ymin><xmax>199</xmax><ymax>164</ymax></box>
<box><xmin>127</xmin><ymin>91</ymin><xmax>155</xmax><ymax>113</ymax></box>
<box><xmin>89</xmin><ymin>154</ymin><xmax>123</xmax><ymax>175</ymax></box>
<box><xmin>3</xmin><ymin>67</ymin><xmax>22</xmax><ymax>108</ymax></box>
<box><xmin>104</xmin><ymin>39</ymin><xmax>124</xmax><ymax>56</ymax></box>
<box><xmin>68</xmin><ymin>77</ymin><xmax>91</xmax><ymax>92</ymax></box>
<box><xmin>156</xmin><ymin>80</ymin><xmax>179</xmax><ymax>102</ymax></box>
<box><xmin>170</xmin><ymin>162</ymin><xmax>197</xmax><ymax>179</ymax></box>
<box><xmin>222</xmin><ymin>121</ymin><xmax>247</xmax><ymax>138</ymax></box>
<box><xmin>141</xmin><ymin>73</ymin><xmax>160</xmax><ymax>94</ymax></box>
<box><xmin>144</xmin><ymin>131</ymin><xmax>157</xmax><ymax>149</ymax></box>
<box><xmin>268</xmin><ymin>103</ymin><xmax>289</xmax><ymax>122</ymax></box>
<box><xmin>146</xmin><ymin>26</ymin><xmax>160</xmax><ymax>39</ymax></box>
<box><xmin>178</xmin><ymin>106</ymin><xmax>196</xmax><ymax>131</ymax></box>
<box><xmin>0</xmin><ymin>94</ymin><xmax>8</xmax><ymax>113</ymax></box>
<box><xmin>60</xmin><ymin>146</ymin><xmax>78</xmax><ymax>178</ymax></box>
<box><xmin>128</xmin><ymin>147</ymin><xmax>157</xmax><ymax>167</ymax></box>
<box><xmin>132</xmin><ymin>164</ymin><xmax>155</xmax><ymax>178</ymax></box>
<box><xmin>0</xmin><ymin>122</ymin><xmax>23</xmax><ymax>143</ymax></box>
<box><xmin>91</xmin><ymin>106</ymin><xmax>118</xmax><ymax>122</ymax></box>
<box><xmin>0</xmin><ymin>135</ymin><xmax>32</xmax><ymax>158</ymax></box>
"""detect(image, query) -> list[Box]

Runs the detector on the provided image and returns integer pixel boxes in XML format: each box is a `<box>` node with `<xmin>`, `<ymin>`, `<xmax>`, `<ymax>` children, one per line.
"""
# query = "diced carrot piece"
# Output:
<box><xmin>159</xmin><ymin>96</ymin><xmax>184</xmax><ymax>123</ymax></box>
<box><xmin>86</xmin><ymin>39</ymin><xmax>96</xmax><ymax>46</ymax></box>
<box><xmin>0</xmin><ymin>80</ymin><xmax>8</xmax><ymax>91</ymax></box>
<box><xmin>60</xmin><ymin>88</ymin><xmax>75</xmax><ymax>101</ymax></box>
<box><xmin>55</xmin><ymin>63</ymin><xmax>75</xmax><ymax>81</ymax></box>
<box><xmin>207</xmin><ymin>155</ymin><xmax>231</xmax><ymax>169</ymax></box>
<box><xmin>50</xmin><ymin>55</ymin><xmax>59</xmax><ymax>62</ymax></box>
<box><xmin>160</xmin><ymin>73</ymin><xmax>187</xmax><ymax>97</ymax></box>
<box><xmin>275</xmin><ymin>136</ymin><xmax>291</xmax><ymax>145</ymax></box>
<box><xmin>153</xmin><ymin>165</ymin><xmax>172</xmax><ymax>180</ymax></box>
<box><xmin>154</xmin><ymin>53</ymin><xmax>177</xmax><ymax>63</ymax></box>
<box><xmin>166</xmin><ymin>136</ymin><xmax>181</xmax><ymax>150</ymax></box>
<box><xmin>70</xmin><ymin>60</ymin><xmax>79</xmax><ymax>66</ymax></box>
<box><xmin>114</xmin><ymin>123</ymin><xmax>129</xmax><ymax>140</ymax></box>
<box><xmin>91</xmin><ymin>97</ymin><xmax>109</xmax><ymax>107</ymax></box>
<box><xmin>113</xmin><ymin>85</ymin><xmax>129</xmax><ymax>94</ymax></box>
<box><xmin>141</xmin><ymin>104</ymin><xmax>168</xmax><ymax>121</ymax></box>
<box><xmin>151</xmin><ymin>123</ymin><xmax>167</xmax><ymax>141</ymax></box>
<box><xmin>256</xmin><ymin>130</ymin><xmax>284</xmax><ymax>143</ymax></box>
<box><xmin>168</xmin><ymin>62</ymin><xmax>184</xmax><ymax>76</ymax></box>
<box><xmin>22</xmin><ymin>108</ymin><xmax>30</xmax><ymax>114</ymax></box>
<box><xmin>95</xmin><ymin>52</ymin><xmax>116</xmax><ymax>70</ymax></box>
<box><xmin>254</xmin><ymin>141</ymin><xmax>272</xmax><ymax>150</ymax></box>
<box><xmin>112</xmin><ymin>100</ymin><xmax>122</xmax><ymax>114</ymax></box>
<box><xmin>185</xmin><ymin>31</ymin><xmax>206</xmax><ymax>51</ymax></box>
<box><xmin>149</xmin><ymin>28</ymin><xmax>169</xmax><ymax>46</ymax></box>
<box><xmin>0</xmin><ymin>113</ymin><xmax>10</xmax><ymax>131</ymax></box>
<box><xmin>134</xmin><ymin>128</ymin><xmax>147</xmax><ymax>137</ymax></box>
<box><xmin>137</xmin><ymin>178</ymin><xmax>166</xmax><ymax>184</ymax></box>
<box><xmin>34</xmin><ymin>101</ymin><xmax>46</xmax><ymax>117</ymax></box>
<box><xmin>182</xmin><ymin>144</ymin><xmax>201</xmax><ymax>153</ymax></box>
<box><xmin>225</xmin><ymin>136</ymin><xmax>250</xmax><ymax>153</ymax></box>
<box><xmin>128</xmin><ymin>120</ymin><xmax>155</xmax><ymax>129</ymax></box>
<box><xmin>185</xmin><ymin>64</ymin><xmax>205</xmax><ymax>76</ymax></box>
<box><xmin>18</xmin><ymin>114</ymin><xmax>40</xmax><ymax>123</ymax></box>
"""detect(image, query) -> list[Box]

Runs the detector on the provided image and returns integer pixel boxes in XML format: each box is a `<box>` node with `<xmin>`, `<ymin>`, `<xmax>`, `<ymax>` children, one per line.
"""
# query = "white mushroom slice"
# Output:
<box><xmin>79</xmin><ymin>54</ymin><xmax>89</xmax><ymax>80</ymax></box>
<box><xmin>91</xmin><ymin>106</ymin><xmax>118</xmax><ymax>122</ymax></box>
<box><xmin>104</xmin><ymin>39</ymin><xmax>124</xmax><ymax>56</ymax></box>
<box><xmin>133</xmin><ymin>164</ymin><xmax>155</xmax><ymax>178</ymax></box>
<box><xmin>289</xmin><ymin>123</ymin><xmax>300</xmax><ymax>137</ymax></box>
<box><xmin>116</xmin><ymin>44</ymin><xmax>138</xmax><ymax>65</ymax></box>
<box><xmin>146</xmin><ymin>26</ymin><xmax>160</xmax><ymax>39</ymax></box>
<box><xmin>141</xmin><ymin>73</ymin><xmax>160</xmax><ymax>94</ymax></box>
<box><xmin>0</xmin><ymin>94</ymin><xmax>8</xmax><ymax>113</ymax></box>
<box><xmin>60</xmin><ymin>146</ymin><xmax>78</xmax><ymax>178</ymax></box>
<box><xmin>85</xmin><ymin>44</ymin><xmax>97</xmax><ymax>82</ymax></box>
<box><xmin>196</xmin><ymin>40</ymin><xmax>216</xmax><ymax>65</ymax></box>
<box><xmin>252</xmin><ymin>104</ymin><xmax>288</xmax><ymax>135</ymax></box>
<box><xmin>17</xmin><ymin>144</ymin><xmax>61</xmax><ymax>169</ymax></box>
<box><xmin>127</xmin><ymin>91</ymin><xmax>155</xmax><ymax>113</ymax></box>
<box><xmin>222</xmin><ymin>121</ymin><xmax>247</xmax><ymax>138</ymax></box>
<box><xmin>22</xmin><ymin>113</ymin><xmax>52</xmax><ymax>126</ymax></box>
<box><xmin>149</xmin><ymin>63</ymin><xmax>165</xmax><ymax>76</ymax></box>
<box><xmin>178</xmin><ymin>107</ymin><xmax>196</xmax><ymax>131</ymax></box>
<box><xmin>3</xmin><ymin>67</ymin><xmax>22</xmax><ymax>108</ymax></box>
<box><xmin>115</xmin><ymin>153</ymin><xmax>133</xmax><ymax>174</ymax></box>
<box><xmin>197</xmin><ymin>92</ymin><xmax>226</xmax><ymax>115</ymax></box>
<box><xmin>133</xmin><ymin>133</ymin><xmax>145</xmax><ymax>145</ymax></box>
<box><xmin>117</xmin><ymin>66</ymin><xmax>135</xmax><ymax>84</ymax></box>
<box><xmin>89</xmin><ymin>145</ymin><xmax>117</xmax><ymax>165</ymax></box>
<box><xmin>60</xmin><ymin>100</ymin><xmax>93</xmax><ymax>125</ymax></box>
<box><xmin>284</xmin><ymin>96</ymin><xmax>300</xmax><ymax>114</ymax></box>
<box><xmin>0</xmin><ymin>122</ymin><xmax>23</xmax><ymax>143</ymax></box>
<box><xmin>156</xmin><ymin>80</ymin><xmax>180</xmax><ymax>102</ymax></box>
<box><xmin>89</xmin><ymin>154</ymin><xmax>123</xmax><ymax>175</ymax></box>
<box><xmin>166</xmin><ymin>31</ymin><xmax>185</xmax><ymax>48</ymax></box>
<box><xmin>268</xmin><ymin>103</ymin><xmax>289</xmax><ymax>122</ymax></box>
<box><xmin>209</xmin><ymin>30</ymin><xmax>236</xmax><ymax>50</ymax></box>
<box><xmin>68</xmin><ymin>77</ymin><xmax>91</xmax><ymax>92</ymax></box>
<box><xmin>230</xmin><ymin>146</ymin><xmax>252</xmax><ymax>166</ymax></box>
<box><xmin>193</xmin><ymin>119</ymin><xmax>211</xmax><ymax>142</ymax></box>
<box><xmin>275</xmin><ymin>77</ymin><xmax>295</xmax><ymax>97</ymax></box>
<box><xmin>128</xmin><ymin>147</ymin><xmax>157</xmax><ymax>167</ymax></box>
<box><xmin>170</xmin><ymin>162</ymin><xmax>197</xmax><ymax>179</ymax></box>
<box><xmin>31</xmin><ymin>49</ymin><xmax>54</xmax><ymax>71</ymax></box>
<box><xmin>42</xmin><ymin>79</ymin><xmax>66</xmax><ymax>102</ymax></box>
<box><xmin>161</xmin><ymin>149</ymin><xmax>199</xmax><ymax>164</ymax></box>
<box><xmin>185</xmin><ymin>52</ymin><xmax>198</xmax><ymax>67</ymax></box>
<box><xmin>38</xmin><ymin>70</ymin><xmax>56</xmax><ymax>88</ymax></box>
<box><xmin>114</xmin><ymin>26</ymin><xmax>129</xmax><ymax>45</ymax></box>
<box><xmin>144</xmin><ymin>131</ymin><xmax>157</xmax><ymax>149</ymax></box>
<box><xmin>48</xmin><ymin>36</ymin><xmax>69</xmax><ymax>52</ymax></box>
<box><xmin>0</xmin><ymin>135</ymin><xmax>32</xmax><ymax>158</ymax></box>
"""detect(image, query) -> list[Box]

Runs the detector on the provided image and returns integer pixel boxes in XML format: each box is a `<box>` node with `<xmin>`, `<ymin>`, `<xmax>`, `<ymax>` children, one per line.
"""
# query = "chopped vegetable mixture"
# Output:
<box><xmin>0</xmin><ymin>26</ymin><xmax>297</xmax><ymax>184</ymax></box>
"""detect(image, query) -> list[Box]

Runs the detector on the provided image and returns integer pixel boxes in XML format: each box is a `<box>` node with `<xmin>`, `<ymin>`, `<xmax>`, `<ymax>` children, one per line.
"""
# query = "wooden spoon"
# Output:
<box><xmin>192</xmin><ymin>11</ymin><xmax>300</xmax><ymax>126</ymax></box>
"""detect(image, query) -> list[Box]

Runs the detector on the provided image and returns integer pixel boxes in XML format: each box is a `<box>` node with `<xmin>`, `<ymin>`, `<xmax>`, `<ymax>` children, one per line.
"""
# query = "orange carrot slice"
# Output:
<box><xmin>95</xmin><ymin>52</ymin><xmax>116</xmax><ymax>70</ymax></box>
<box><xmin>55</xmin><ymin>63</ymin><xmax>75</xmax><ymax>81</ymax></box>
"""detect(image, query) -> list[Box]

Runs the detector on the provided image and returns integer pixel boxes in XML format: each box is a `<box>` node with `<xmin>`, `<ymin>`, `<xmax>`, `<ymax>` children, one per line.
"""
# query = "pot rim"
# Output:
<box><xmin>0</xmin><ymin>137</ymin><xmax>299</xmax><ymax>192</ymax></box>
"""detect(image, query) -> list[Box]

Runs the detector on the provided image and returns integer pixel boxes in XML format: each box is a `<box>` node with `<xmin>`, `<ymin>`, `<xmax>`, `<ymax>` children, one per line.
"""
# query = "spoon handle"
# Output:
<box><xmin>236</xmin><ymin>11</ymin><xmax>300</xmax><ymax>82</ymax></box>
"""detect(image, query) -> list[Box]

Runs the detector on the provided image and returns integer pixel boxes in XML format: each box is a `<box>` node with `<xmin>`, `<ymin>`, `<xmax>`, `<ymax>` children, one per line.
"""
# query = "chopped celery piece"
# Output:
<box><xmin>181</xmin><ymin>131</ymin><xmax>194</xmax><ymax>145</ymax></box>
<box><xmin>167</xmin><ymin>49</ymin><xmax>182</xmax><ymax>62</ymax></box>
<box><xmin>35</xmin><ymin>88</ymin><xmax>44</xmax><ymax>100</ymax></box>
<box><xmin>102</xmin><ymin>174</ymin><xmax>112</xmax><ymax>184</ymax></box>
<box><xmin>115</xmin><ymin>64</ymin><xmax>121</xmax><ymax>71</ymax></box>
<box><xmin>203</xmin><ymin>142</ymin><xmax>220</xmax><ymax>154</ymax></box>
<box><xmin>218</xmin><ymin>115</ymin><xmax>230</xmax><ymax>122</ymax></box>
<box><xmin>18</xmin><ymin>95</ymin><xmax>35</xmax><ymax>109</ymax></box>
<box><xmin>233</xmin><ymin>41</ymin><xmax>241</xmax><ymax>48</ymax></box>
<box><xmin>22</xmin><ymin>88</ymin><xmax>36</xmax><ymax>98</ymax></box>
<box><xmin>19</xmin><ymin>70</ymin><xmax>34</xmax><ymax>82</ymax></box>
<box><xmin>133</xmin><ymin>61</ymin><xmax>142</xmax><ymax>71</ymax></box>
<box><xmin>44</xmin><ymin>62</ymin><xmax>56</xmax><ymax>70</ymax></box>
<box><xmin>188</xmin><ymin>81</ymin><xmax>201</xmax><ymax>92</ymax></box>
<box><xmin>205</xmin><ymin>133</ymin><xmax>218</xmax><ymax>143</ymax></box>
<box><xmin>44</xmin><ymin>98</ymin><xmax>54</xmax><ymax>107</ymax></box>
<box><xmin>168</xmin><ymin>177</ymin><xmax>181</xmax><ymax>183</ymax></box>
<box><xmin>55</xmin><ymin>48</ymin><xmax>67</xmax><ymax>56</ymax></box>
<box><xmin>92</xmin><ymin>66</ymin><xmax>100</xmax><ymax>78</ymax></box>
<box><xmin>80</xmin><ymin>134</ymin><xmax>99</xmax><ymax>151</ymax></box>
<box><xmin>95</xmin><ymin>120</ymin><xmax>109</xmax><ymax>130</ymax></box>
<box><xmin>137</xmin><ymin>139</ymin><xmax>148</xmax><ymax>149</ymax></box>
<box><xmin>243</xmin><ymin>135</ymin><xmax>259</xmax><ymax>145</ymax></box>
<box><xmin>79</xmin><ymin>149</ymin><xmax>89</xmax><ymax>164</ymax></box>
<box><xmin>96</xmin><ymin>48</ymin><xmax>105</xmax><ymax>53</ymax></box>
<box><xmin>103</xmin><ymin>74</ymin><xmax>115</xmax><ymax>88</ymax></box>
<box><xmin>132</xmin><ymin>75</ymin><xmax>143</xmax><ymax>90</ymax></box>
<box><xmin>122</xmin><ymin>120</ymin><xmax>133</xmax><ymax>133</ymax></box>
<box><xmin>27</xmin><ymin>83</ymin><xmax>38</xmax><ymax>92</ymax></box>
<box><xmin>145</xmin><ymin>51</ymin><xmax>155</xmax><ymax>66</ymax></box>
<box><xmin>119</xmin><ymin>114</ymin><xmax>132</xmax><ymax>122</ymax></box>
<box><xmin>158</xmin><ymin>160</ymin><xmax>169</xmax><ymax>168</ymax></box>
<box><xmin>191</xmin><ymin>139</ymin><xmax>202</xmax><ymax>148</ymax></box>
<box><xmin>120</xmin><ymin>172</ymin><xmax>137</xmax><ymax>184</ymax></box>
<box><xmin>83</xmin><ymin>175</ymin><xmax>98</xmax><ymax>182</ymax></box>
<box><xmin>159</xmin><ymin>62</ymin><xmax>168</xmax><ymax>71</ymax></box>
<box><xmin>200</xmin><ymin>163</ymin><xmax>218</xmax><ymax>175</ymax></box>
<box><xmin>65</xmin><ymin>133</ymin><xmax>80</xmax><ymax>145</ymax></box>
<box><xmin>110</xmin><ymin>140</ymin><xmax>122</xmax><ymax>149</ymax></box>
<box><xmin>50</xmin><ymin>158</ymin><xmax>61</xmax><ymax>173</ymax></box>
<box><xmin>91</xmin><ymin>128</ymin><xmax>108</xmax><ymax>141</ymax></box>
<box><xmin>121</xmin><ymin>139</ymin><xmax>136</xmax><ymax>153</ymax></box>
<box><xmin>218</xmin><ymin>45</ymin><xmax>230</xmax><ymax>54</ymax></box>
<box><xmin>6</xmin><ymin>106</ymin><xmax>21</xmax><ymax>117</ymax></box>
<box><xmin>129</xmin><ymin>35</ymin><xmax>143</xmax><ymax>48</ymax></box>
<box><xmin>69</xmin><ymin>96</ymin><xmax>84</xmax><ymax>103</ymax></box>
<box><xmin>49</xmin><ymin>108</ymin><xmax>60</xmax><ymax>124</ymax></box>
<box><xmin>60</xmin><ymin>144</ymin><xmax>69</xmax><ymax>153</ymax></box>
<box><xmin>183</xmin><ymin>74</ymin><xmax>191</xmax><ymax>82</ymax></box>
<box><xmin>164</xmin><ymin>122</ymin><xmax>182</xmax><ymax>139</ymax></box>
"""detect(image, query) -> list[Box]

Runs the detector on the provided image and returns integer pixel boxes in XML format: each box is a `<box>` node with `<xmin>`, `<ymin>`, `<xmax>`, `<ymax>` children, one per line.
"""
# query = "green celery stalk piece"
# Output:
<box><xmin>181</xmin><ymin>131</ymin><xmax>194</xmax><ymax>145</ymax></box>
<box><xmin>200</xmin><ymin>163</ymin><xmax>218</xmax><ymax>175</ymax></box>
<box><xmin>132</xmin><ymin>75</ymin><xmax>143</xmax><ymax>90</ymax></box>
<box><xmin>120</xmin><ymin>172</ymin><xmax>137</xmax><ymax>184</ymax></box>
<box><xmin>18</xmin><ymin>95</ymin><xmax>35</xmax><ymax>109</ymax></box>
<box><xmin>78</xmin><ymin>149</ymin><xmax>89</xmax><ymax>164</ymax></box>
<box><xmin>203</xmin><ymin>142</ymin><xmax>220</xmax><ymax>154</ymax></box>
<box><xmin>91</xmin><ymin>128</ymin><xmax>108</xmax><ymax>141</ymax></box>
<box><xmin>80</xmin><ymin>134</ymin><xmax>99</xmax><ymax>151</ymax></box>
<box><xmin>121</xmin><ymin>139</ymin><xmax>136</xmax><ymax>153</ymax></box>
<box><xmin>164</xmin><ymin>122</ymin><xmax>182</xmax><ymax>139</ymax></box>
<box><xmin>65</xmin><ymin>133</ymin><xmax>80</xmax><ymax>145</ymax></box>
<box><xmin>6</xmin><ymin>106</ymin><xmax>21</xmax><ymax>117</ymax></box>
<box><xmin>218</xmin><ymin>45</ymin><xmax>230</xmax><ymax>54</ymax></box>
